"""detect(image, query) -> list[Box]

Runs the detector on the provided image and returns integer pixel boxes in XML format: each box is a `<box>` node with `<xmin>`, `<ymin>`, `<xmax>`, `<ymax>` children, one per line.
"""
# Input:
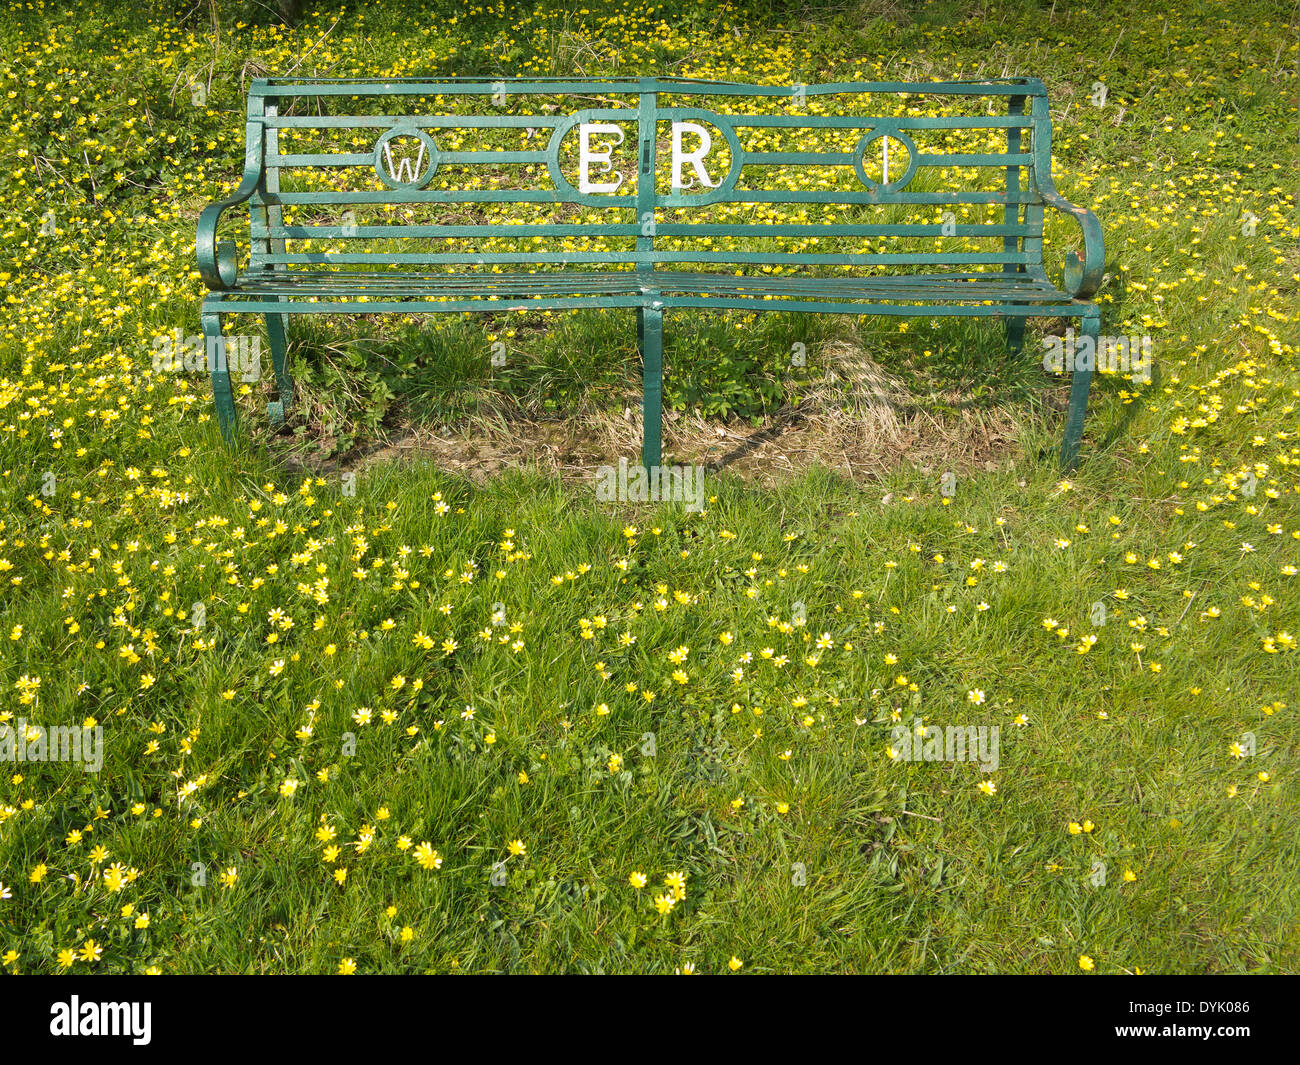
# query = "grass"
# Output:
<box><xmin>0</xmin><ymin>0</ymin><xmax>1295</xmax><ymax>975</ymax></box>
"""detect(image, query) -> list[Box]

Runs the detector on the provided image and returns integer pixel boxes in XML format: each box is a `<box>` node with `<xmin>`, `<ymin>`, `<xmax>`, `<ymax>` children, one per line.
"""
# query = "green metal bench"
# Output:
<box><xmin>197</xmin><ymin>76</ymin><xmax>1103</xmax><ymax>469</ymax></box>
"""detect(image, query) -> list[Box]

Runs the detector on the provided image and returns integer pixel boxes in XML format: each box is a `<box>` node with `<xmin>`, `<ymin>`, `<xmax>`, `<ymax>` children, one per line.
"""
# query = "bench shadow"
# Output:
<box><xmin>269</xmin><ymin>295</ymin><xmax>1133</xmax><ymax>481</ymax></box>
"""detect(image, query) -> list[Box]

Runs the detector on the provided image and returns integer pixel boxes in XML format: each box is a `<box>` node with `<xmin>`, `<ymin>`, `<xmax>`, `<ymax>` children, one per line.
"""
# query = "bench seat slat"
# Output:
<box><xmin>214</xmin><ymin>268</ymin><xmax>1069</xmax><ymax>304</ymax></box>
<box><xmin>258</xmin><ymin>224</ymin><xmax>644</xmax><ymax>238</ymax></box>
<box><xmin>207</xmin><ymin>297</ymin><xmax>1069</xmax><ymax>317</ymax></box>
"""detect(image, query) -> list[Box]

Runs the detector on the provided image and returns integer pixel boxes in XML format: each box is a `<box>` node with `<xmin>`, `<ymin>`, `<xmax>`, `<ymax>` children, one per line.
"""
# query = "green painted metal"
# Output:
<box><xmin>197</xmin><ymin>76</ymin><xmax>1103</xmax><ymax>469</ymax></box>
<box><xmin>639</xmin><ymin>307</ymin><xmax>664</xmax><ymax>468</ymax></box>
<box><xmin>201</xmin><ymin>311</ymin><xmax>237</xmax><ymax>439</ymax></box>
<box><xmin>1060</xmin><ymin>310</ymin><xmax>1099</xmax><ymax>470</ymax></box>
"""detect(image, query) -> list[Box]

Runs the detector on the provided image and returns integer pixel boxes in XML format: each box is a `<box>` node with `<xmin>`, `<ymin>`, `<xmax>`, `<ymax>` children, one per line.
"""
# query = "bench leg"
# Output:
<box><xmin>1004</xmin><ymin>316</ymin><xmax>1026</xmax><ymax>354</ymax></box>
<box><xmin>266</xmin><ymin>308</ymin><xmax>293</xmax><ymax>429</ymax></box>
<box><xmin>1060</xmin><ymin>310</ymin><xmax>1097</xmax><ymax>472</ymax></box>
<box><xmin>639</xmin><ymin>306</ymin><xmax>663</xmax><ymax>470</ymax></box>
<box><xmin>203</xmin><ymin>311</ymin><xmax>238</xmax><ymax>442</ymax></box>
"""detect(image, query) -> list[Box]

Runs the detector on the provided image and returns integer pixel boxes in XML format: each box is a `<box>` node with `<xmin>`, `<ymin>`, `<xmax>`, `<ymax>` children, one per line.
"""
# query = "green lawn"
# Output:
<box><xmin>0</xmin><ymin>0</ymin><xmax>1295</xmax><ymax>974</ymax></box>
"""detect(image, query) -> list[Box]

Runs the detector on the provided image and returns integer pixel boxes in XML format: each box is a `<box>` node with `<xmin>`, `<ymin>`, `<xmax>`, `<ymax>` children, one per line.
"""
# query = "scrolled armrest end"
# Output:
<box><xmin>1040</xmin><ymin>191</ymin><xmax>1104</xmax><ymax>300</ymax></box>
<box><xmin>197</xmin><ymin>202</ymin><xmax>241</xmax><ymax>291</ymax></box>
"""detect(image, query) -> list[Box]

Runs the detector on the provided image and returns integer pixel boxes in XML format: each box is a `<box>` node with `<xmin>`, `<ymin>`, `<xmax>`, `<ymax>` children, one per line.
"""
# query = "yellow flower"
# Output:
<box><xmin>338</xmin><ymin>957</ymin><xmax>357</xmax><ymax>975</ymax></box>
<box><xmin>102</xmin><ymin>863</ymin><xmax>128</xmax><ymax>893</ymax></box>
<box><xmin>1078</xmin><ymin>955</ymin><xmax>1095</xmax><ymax>971</ymax></box>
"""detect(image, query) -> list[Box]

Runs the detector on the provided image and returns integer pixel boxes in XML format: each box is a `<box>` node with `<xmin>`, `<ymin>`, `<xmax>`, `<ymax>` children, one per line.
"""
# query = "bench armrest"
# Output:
<box><xmin>1037</xmin><ymin>181</ymin><xmax>1104</xmax><ymax>300</ymax></box>
<box><xmin>196</xmin><ymin>125</ymin><xmax>265</xmax><ymax>291</ymax></box>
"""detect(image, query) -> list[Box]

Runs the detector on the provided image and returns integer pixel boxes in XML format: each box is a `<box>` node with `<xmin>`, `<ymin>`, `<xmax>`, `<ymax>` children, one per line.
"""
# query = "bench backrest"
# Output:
<box><xmin>241</xmin><ymin>77</ymin><xmax>1056</xmax><ymax>278</ymax></box>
